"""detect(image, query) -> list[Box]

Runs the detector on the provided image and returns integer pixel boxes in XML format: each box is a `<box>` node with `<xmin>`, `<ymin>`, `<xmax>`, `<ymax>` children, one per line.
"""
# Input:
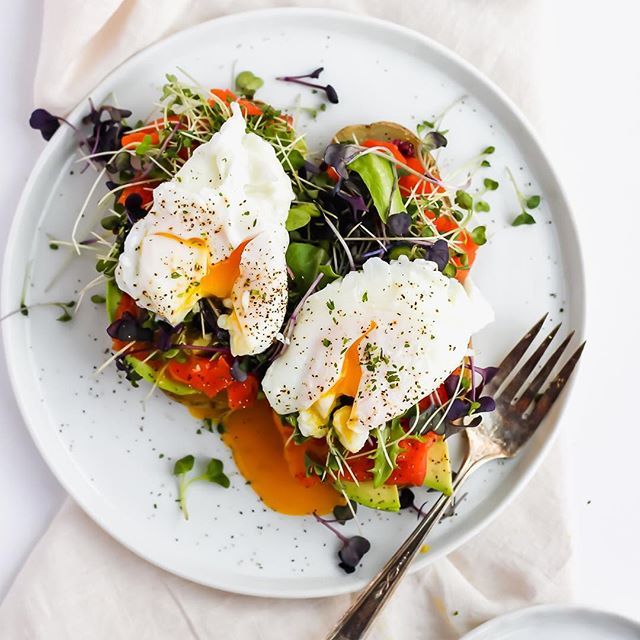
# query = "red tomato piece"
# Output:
<box><xmin>166</xmin><ymin>356</ymin><xmax>234</xmax><ymax>399</ymax></box>
<box><xmin>361</xmin><ymin>139</ymin><xmax>405</xmax><ymax>163</ymax></box>
<box><xmin>227</xmin><ymin>374</ymin><xmax>260</xmax><ymax>410</ymax></box>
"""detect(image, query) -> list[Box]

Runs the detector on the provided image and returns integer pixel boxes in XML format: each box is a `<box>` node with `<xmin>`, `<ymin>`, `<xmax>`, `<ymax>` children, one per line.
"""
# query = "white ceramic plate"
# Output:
<box><xmin>1</xmin><ymin>9</ymin><xmax>585</xmax><ymax>597</ymax></box>
<box><xmin>461</xmin><ymin>605</ymin><xmax>640</xmax><ymax>639</ymax></box>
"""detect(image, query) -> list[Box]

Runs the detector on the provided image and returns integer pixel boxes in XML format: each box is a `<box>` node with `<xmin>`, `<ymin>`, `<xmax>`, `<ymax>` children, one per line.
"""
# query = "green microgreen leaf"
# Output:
<box><xmin>512</xmin><ymin>212</ymin><xmax>536</xmax><ymax>226</ymax></box>
<box><xmin>286</xmin><ymin>242</ymin><xmax>330</xmax><ymax>292</ymax></box>
<box><xmin>526</xmin><ymin>195</ymin><xmax>541</xmax><ymax>209</ymax></box>
<box><xmin>475</xmin><ymin>200</ymin><xmax>490</xmax><ymax>212</ymax></box>
<box><xmin>234</xmin><ymin>70</ymin><xmax>264</xmax><ymax>99</ymax></box>
<box><xmin>90</xmin><ymin>294</ymin><xmax>106</xmax><ymax>304</ymax></box>
<box><xmin>470</xmin><ymin>226</ymin><xmax>487</xmax><ymax>246</ymax></box>
<box><xmin>482</xmin><ymin>145</ymin><xmax>495</xmax><ymax>155</ymax></box>
<box><xmin>455</xmin><ymin>190</ymin><xmax>473</xmax><ymax>211</ymax></box>
<box><xmin>205</xmin><ymin>458</ymin><xmax>230</xmax><ymax>488</ymax></box>
<box><xmin>173</xmin><ymin>455</ymin><xmax>195</xmax><ymax>476</ymax></box>
<box><xmin>483</xmin><ymin>178</ymin><xmax>499</xmax><ymax>191</ymax></box>
<box><xmin>285</xmin><ymin>203</ymin><xmax>320</xmax><ymax>231</ymax></box>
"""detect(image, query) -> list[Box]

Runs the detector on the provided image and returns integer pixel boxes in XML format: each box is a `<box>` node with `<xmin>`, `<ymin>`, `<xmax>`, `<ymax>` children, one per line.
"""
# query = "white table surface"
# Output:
<box><xmin>1</xmin><ymin>0</ymin><xmax>638</xmax><ymax>622</ymax></box>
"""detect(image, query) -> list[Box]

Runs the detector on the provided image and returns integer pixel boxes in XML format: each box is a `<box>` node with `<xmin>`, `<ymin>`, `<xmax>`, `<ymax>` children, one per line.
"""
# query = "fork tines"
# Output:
<box><xmin>484</xmin><ymin>314</ymin><xmax>585</xmax><ymax>421</ymax></box>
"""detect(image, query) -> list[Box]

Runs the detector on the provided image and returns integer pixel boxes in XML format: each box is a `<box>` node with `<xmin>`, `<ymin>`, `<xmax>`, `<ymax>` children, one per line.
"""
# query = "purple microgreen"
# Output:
<box><xmin>313</xmin><ymin>512</ymin><xmax>371</xmax><ymax>574</ymax></box>
<box><xmin>29</xmin><ymin>108</ymin><xmax>61</xmax><ymax>141</ymax></box>
<box><xmin>337</xmin><ymin>189</ymin><xmax>368</xmax><ymax>215</ymax></box>
<box><xmin>153</xmin><ymin>321</ymin><xmax>181</xmax><ymax>351</ymax></box>
<box><xmin>124</xmin><ymin>193</ymin><xmax>148</xmax><ymax>223</ymax></box>
<box><xmin>444</xmin><ymin>374</ymin><xmax>459</xmax><ymax>399</ymax></box>
<box><xmin>322</xmin><ymin>143</ymin><xmax>361</xmax><ymax>182</ymax></box>
<box><xmin>446</xmin><ymin>398</ymin><xmax>469</xmax><ymax>422</ymax></box>
<box><xmin>424</xmin><ymin>239</ymin><xmax>449</xmax><ymax>271</ymax></box>
<box><xmin>276</xmin><ymin>67</ymin><xmax>339</xmax><ymax>104</ymax></box>
<box><xmin>399</xmin><ymin>487</ymin><xmax>416</xmax><ymax>509</ymax></box>
<box><xmin>475</xmin><ymin>396</ymin><xmax>496</xmax><ymax>413</ymax></box>
<box><xmin>387</xmin><ymin>212</ymin><xmax>412</xmax><ymax>236</ymax></box>
<box><xmin>422</xmin><ymin>131</ymin><xmax>448</xmax><ymax>152</ymax></box>
<box><xmin>106</xmin><ymin>312</ymin><xmax>153</xmax><ymax>343</ymax></box>
<box><xmin>231</xmin><ymin>358</ymin><xmax>248</xmax><ymax>382</ymax></box>
<box><xmin>333</xmin><ymin>501</ymin><xmax>358</xmax><ymax>524</ymax></box>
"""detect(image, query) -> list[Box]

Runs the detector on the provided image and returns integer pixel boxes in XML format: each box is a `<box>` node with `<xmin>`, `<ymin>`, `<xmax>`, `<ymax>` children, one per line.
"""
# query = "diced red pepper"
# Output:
<box><xmin>209</xmin><ymin>89</ymin><xmax>263</xmax><ymax>117</ymax></box>
<box><xmin>120</xmin><ymin>115</ymin><xmax>182</xmax><ymax>148</ymax></box>
<box><xmin>361</xmin><ymin>139</ymin><xmax>405</xmax><ymax>163</ymax></box>
<box><xmin>227</xmin><ymin>374</ymin><xmax>259</xmax><ymax>410</ymax></box>
<box><xmin>166</xmin><ymin>355</ymin><xmax>234</xmax><ymax>398</ymax></box>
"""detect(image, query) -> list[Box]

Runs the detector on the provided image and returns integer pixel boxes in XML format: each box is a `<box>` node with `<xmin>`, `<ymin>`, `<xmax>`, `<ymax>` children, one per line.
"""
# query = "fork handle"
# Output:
<box><xmin>325</xmin><ymin>462</ymin><xmax>477</xmax><ymax>640</ymax></box>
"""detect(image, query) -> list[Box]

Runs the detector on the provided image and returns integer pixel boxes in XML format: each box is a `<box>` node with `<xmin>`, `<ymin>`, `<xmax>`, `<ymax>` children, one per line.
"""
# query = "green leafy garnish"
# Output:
<box><xmin>526</xmin><ymin>195</ymin><xmax>541</xmax><ymax>209</ymax></box>
<box><xmin>234</xmin><ymin>70</ymin><xmax>264</xmax><ymax>99</ymax></box>
<box><xmin>348</xmin><ymin>153</ymin><xmax>405</xmax><ymax>223</ymax></box>
<box><xmin>285</xmin><ymin>202</ymin><xmax>320</xmax><ymax>231</ymax></box>
<box><xmin>512</xmin><ymin>212</ymin><xmax>536</xmax><ymax>226</ymax></box>
<box><xmin>470</xmin><ymin>226</ymin><xmax>487</xmax><ymax>245</ymax></box>
<box><xmin>90</xmin><ymin>294</ymin><xmax>106</xmax><ymax>304</ymax></box>
<box><xmin>455</xmin><ymin>190</ymin><xmax>473</xmax><ymax>211</ymax></box>
<box><xmin>483</xmin><ymin>178</ymin><xmax>499</xmax><ymax>191</ymax></box>
<box><xmin>286</xmin><ymin>242</ymin><xmax>331</xmax><ymax>292</ymax></box>
<box><xmin>173</xmin><ymin>455</ymin><xmax>230</xmax><ymax>520</ymax></box>
<box><xmin>475</xmin><ymin>200</ymin><xmax>490</xmax><ymax>213</ymax></box>
<box><xmin>507</xmin><ymin>168</ymin><xmax>541</xmax><ymax>227</ymax></box>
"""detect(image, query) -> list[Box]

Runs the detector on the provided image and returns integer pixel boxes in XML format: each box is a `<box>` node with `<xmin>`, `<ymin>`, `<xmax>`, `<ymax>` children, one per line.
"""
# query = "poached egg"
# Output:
<box><xmin>262</xmin><ymin>256</ymin><xmax>493</xmax><ymax>452</ymax></box>
<box><xmin>115</xmin><ymin>102</ymin><xmax>294</xmax><ymax>356</ymax></box>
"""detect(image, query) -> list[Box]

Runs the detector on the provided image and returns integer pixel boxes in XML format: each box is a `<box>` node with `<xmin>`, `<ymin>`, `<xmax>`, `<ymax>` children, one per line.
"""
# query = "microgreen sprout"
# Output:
<box><xmin>313</xmin><ymin>512</ymin><xmax>371</xmax><ymax>574</ymax></box>
<box><xmin>276</xmin><ymin>67</ymin><xmax>339</xmax><ymax>104</ymax></box>
<box><xmin>173</xmin><ymin>455</ymin><xmax>230</xmax><ymax>520</ymax></box>
<box><xmin>234</xmin><ymin>70</ymin><xmax>264</xmax><ymax>99</ymax></box>
<box><xmin>507</xmin><ymin>168</ymin><xmax>541</xmax><ymax>226</ymax></box>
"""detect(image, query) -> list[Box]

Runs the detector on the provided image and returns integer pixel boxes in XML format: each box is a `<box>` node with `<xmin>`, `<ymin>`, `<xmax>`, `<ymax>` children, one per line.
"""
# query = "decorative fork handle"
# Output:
<box><xmin>325</xmin><ymin>460</ymin><xmax>479</xmax><ymax>640</ymax></box>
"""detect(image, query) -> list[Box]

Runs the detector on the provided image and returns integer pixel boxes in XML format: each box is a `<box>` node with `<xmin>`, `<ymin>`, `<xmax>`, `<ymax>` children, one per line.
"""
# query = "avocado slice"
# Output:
<box><xmin>339</xmin><ymin>480</ymin><xmax>400</xmax><ymax>512</ymax></box>
<box><xmin>125</xmin><ymin>356</ymin><xmax>197</xmax><ymax>396</ymax></box>
<box><xmin>424</xmin><ymin>437</ymin><xmax>453</xmax><ymax>496</ymax></box>
<box><xmin>105</xmin><ymin>279</ymin><xmax>122</xmax><ymax>322</ymax></box>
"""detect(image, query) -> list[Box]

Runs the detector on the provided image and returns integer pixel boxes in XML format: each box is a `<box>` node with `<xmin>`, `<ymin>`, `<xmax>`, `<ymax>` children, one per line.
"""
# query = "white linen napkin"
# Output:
<box><xmin>1</xmin><ymin>2</ymin><xmax>571</xmax><ymax>638</ymax></box>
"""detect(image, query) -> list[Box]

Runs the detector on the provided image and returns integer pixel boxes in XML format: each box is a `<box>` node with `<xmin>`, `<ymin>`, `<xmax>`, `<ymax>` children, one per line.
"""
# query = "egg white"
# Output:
<box><xmin>115</xmin><ymin>103</ymin><xmax>294</xmax><ymax>355</ymax></box>
<box><xmin>262</xmin><ymin>256</ymin><xmax>494</xmax><ymax>452</ymax></box>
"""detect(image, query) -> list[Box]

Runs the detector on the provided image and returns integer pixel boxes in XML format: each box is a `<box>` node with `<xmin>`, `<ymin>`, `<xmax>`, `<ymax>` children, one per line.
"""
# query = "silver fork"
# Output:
<box><xmin>326</xmin><ymin>315</ymin><xmax>585</xmax><ymax>640</ymax></box>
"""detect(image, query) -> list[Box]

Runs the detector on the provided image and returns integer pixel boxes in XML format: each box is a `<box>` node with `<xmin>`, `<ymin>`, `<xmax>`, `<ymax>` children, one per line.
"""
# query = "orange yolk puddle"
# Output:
<box><xmin>153</xmin><ymin>234</ymin><xmax>248</xmax><ymax>299</ymax></box>
<box><xmin>189</xmin><ymin>400</ymin><xmax>343</xmax><ymax>515</ymax></box>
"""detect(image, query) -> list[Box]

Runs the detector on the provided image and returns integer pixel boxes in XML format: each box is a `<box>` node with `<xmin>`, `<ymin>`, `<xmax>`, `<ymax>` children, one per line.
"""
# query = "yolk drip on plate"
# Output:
<box><xmin>189</xmin><ymin>400</ymin><xmax>343</xmax><ymax>515</ymax></box>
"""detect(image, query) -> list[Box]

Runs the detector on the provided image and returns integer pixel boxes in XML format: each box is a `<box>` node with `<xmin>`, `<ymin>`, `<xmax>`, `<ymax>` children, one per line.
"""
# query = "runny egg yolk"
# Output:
<box><xmin>297</xmin><ymin>322</ymin><xmax>376</xmax><ymax>438</ymax></box>
<box><xmin>200</xmin><ymin>241</ymin><xmax>248</xmax><ymax>299</ymax></box>
<box><xmin>153</xmin><ymin>233</ymin><xmax>248</xmax><ymax>300</ymax></box>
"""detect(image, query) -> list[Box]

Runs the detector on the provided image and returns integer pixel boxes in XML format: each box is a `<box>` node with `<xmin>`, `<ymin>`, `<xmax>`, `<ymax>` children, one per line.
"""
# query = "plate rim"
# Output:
<box><xmin>1</xmin><ymin>6</ymin><xmax>587</xmax><ymax>598</ymax></box>
<box><xmin>460</xmin><ymin>604</ymin><xmax>640</xmax><ymax>638</ymax></box>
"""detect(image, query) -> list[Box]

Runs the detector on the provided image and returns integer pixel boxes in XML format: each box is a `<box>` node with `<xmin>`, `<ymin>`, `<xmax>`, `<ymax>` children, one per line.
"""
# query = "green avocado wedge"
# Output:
<box><xmin>105</xmin><ymin>278</ymin><xmax>122</xmax><ymax>322</ymax></box>
<box><xmin>339</xmin><ymin>480</ymin><xmax>400</xmax><ymax>512</ymax></box>
<box><xmin>424</xmin><ymin>437</ymin><xmax>453</xmax><ymax>496</ymax></box>
<box><xmin>125</xmin><ymin>356</ymin><xmax>197</xmax><ymax>396</ymax></box>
